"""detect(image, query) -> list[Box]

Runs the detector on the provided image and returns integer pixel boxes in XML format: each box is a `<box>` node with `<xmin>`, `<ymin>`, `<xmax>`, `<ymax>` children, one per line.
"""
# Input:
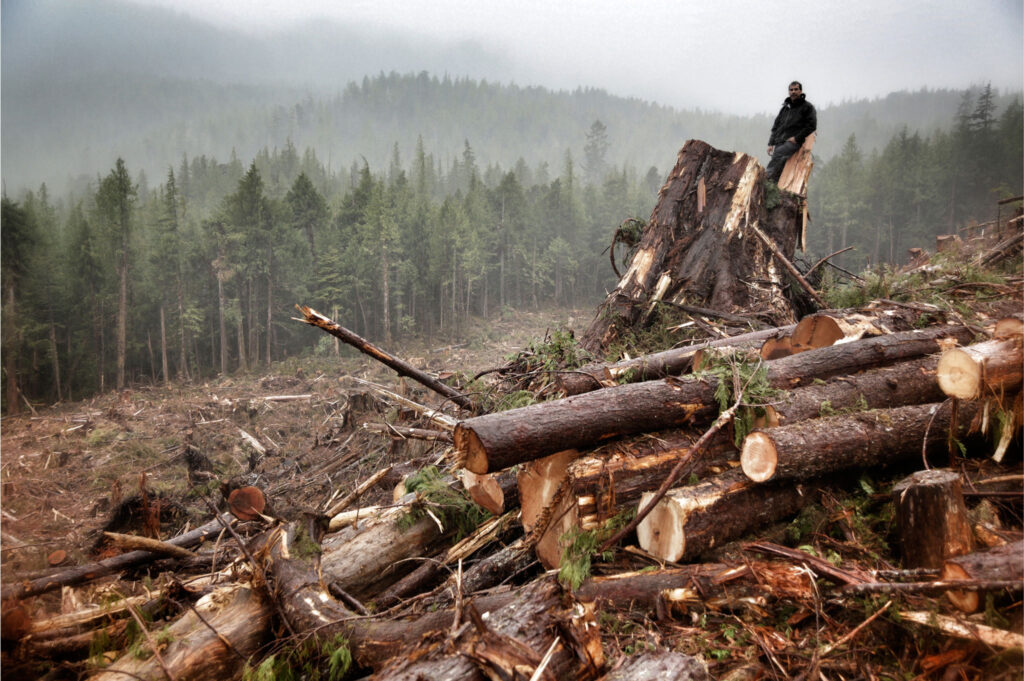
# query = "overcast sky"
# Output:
<box><xmin>126</xmin><ymin>0</ymin><xmax>1023</xmax><ymax>114</ymax></box>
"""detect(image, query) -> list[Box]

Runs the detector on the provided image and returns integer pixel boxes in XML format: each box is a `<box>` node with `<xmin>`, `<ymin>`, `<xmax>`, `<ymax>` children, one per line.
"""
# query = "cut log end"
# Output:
<box><xmin>454</xmin><ymin>426</ymin><xmax>489</xmax><ymax>474</ymax></box>
<box><xmin>740</xmin><ymin>432</ymin><xmax>778</xmax><ymax>483</ymax></box>
<box><xmin>459</xmin><ymin>470</ymin><xmax>504</xmax><ymax>516</ymax></box>
<box><xmin>635</xmin><ymin>492</ymin><xmax>686</xmax><ymax>563</ymax></box>
<box><xmin>941</xmin><ymin>562</ymin><xmax>980</xmax><ymax>613</ymax></box>
<box><xmin>936</xmin><ymin>347</ymin><xmax>981</xmax><ymax>399</ymax></box>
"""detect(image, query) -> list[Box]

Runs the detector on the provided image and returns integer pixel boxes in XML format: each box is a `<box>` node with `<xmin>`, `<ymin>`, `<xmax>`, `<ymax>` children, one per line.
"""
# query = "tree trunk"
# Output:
<box><xmin>5</xmin><ymin>285</ymin><xmax>20</xmax><ymax>414</ymax></box>
<box><xmin>580</xmin><ymin>140</ymin><xmax>804</xmax><ymax>355</ymax></box>
<box><xmin>372</xmin><ymin>578</ymin><xmax>602</xmax><ymax>681</ymax></box>
<box><xmin>741</xmin><ymin>401</ymin><xmax>980</xmax><ymax>483</ymax></box>
<box><xmin>597</xmin><ymin>652</ymin><xmax>710</xmax><ymax>681</ymax></box>
<box><xmin>557</xmin><ymin>323</ymin><xmax>797</xmax><ymax>396</ymax></box>
<box><xmin>943</xmin><ymin>540</ymin><xmax>1024</xmax><ymax>612</ymax></box>
<box><xmin>88</xmin><ymin>584</ymin><xmax>270</xmax><ymax>681</ymax></box>
<box><xmin>49</xmin><ymin>321</ymin><xmax>62</xmax><ymax>401</ymax></box>
<box><xmin>636</xmin><ymin>468</ymin><xmax>813</xmax><ymax>563</ymax></box>
<box><xmin>217</xmin><ymin>273</ymin><xmax>228</xmax><ymax>375</ymax></box>
<box><xmin>177</xmin><ymin>275</ymin><xmax>190</xmax><ymax>381</ymax></box>
<box><xmin>159</xmin><ymin>305</ymin><xmax>169</xmax><ymax>384</ymax></box>
<box><xmin>936</xmin><ymin>336</ymin><xmax>1023</xmax><ymax>400</ymax></box>
<box><xmin>456</xmin><ymin>325</ymin><xmax>973</xmax><ymax>474</ymax></box>
<box><xmin>116</xmin><ymin>260</ymin><xmax>127</xmax><ymax>390</ymax></box>
<box><xmin>319</xmin><ymin>509</ymin><xmax>450</xmax><ymax>601</ymax></box>
<box><xmin>893</xmin><ymin>468</ymin><xmax>975</xmax><ymax>570</ymax></box>
<box><xmin>236</xmin><ymin>307</ymin><xmax>247</xmax><ymax>372</ymax></box>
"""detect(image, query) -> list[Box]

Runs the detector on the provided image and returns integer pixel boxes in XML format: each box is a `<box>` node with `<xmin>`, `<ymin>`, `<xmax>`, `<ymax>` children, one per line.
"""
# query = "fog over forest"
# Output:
<box><xmin>3</xmin><ymin>0</ymin><xmax>1020</xmax><ymax>196</ymax></box>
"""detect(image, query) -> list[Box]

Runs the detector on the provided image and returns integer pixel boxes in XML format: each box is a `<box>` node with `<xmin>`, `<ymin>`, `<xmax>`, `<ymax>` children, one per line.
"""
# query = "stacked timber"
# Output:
<box><xmin>449</xmin><ymin>315</ymin><xmax>1022</xmax><ymax>570</ymax></box>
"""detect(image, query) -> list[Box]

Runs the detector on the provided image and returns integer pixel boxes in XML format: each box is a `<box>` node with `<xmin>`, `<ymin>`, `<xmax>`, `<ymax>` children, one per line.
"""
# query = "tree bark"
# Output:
<box><xmin>597</xmin><ymin>652</ymin><xmax>711</xmax><ymax>681</ymax></box>
<box><xmin>942</xmin><ymin>539</ymin><xmax>1024</xmax><ymax>612</ymax></box>
<box><xmin>741</xmin><ymin>401</ymin><xmax>980</xmax><ymax>483</ymax></box>
<box><xmin>936</xmin><ymin>336</ymin><xmax>1023</xmax><ymax>400</ymax></box>
<box><xmin>636</xmin><ymin>468</ymin><xmax>813</xmax><ymax>563</ymax></box>
<box><xmin>372</xmin><ymin>578</ymin><xmax>602</xmax><ymax>681</ymax></box>
<box><xmin>457</xmin><ymin>325</ymin><xmax>973</xmax><ymax>474</ymax></box>
<box><xmin>580</xmin><ymin>140</ymin><xmax>804</xmax><ymax>355</ymax></box>
<box><xmin>88</xmin><ymin>584</ymin><xmax>270</xmax><ymax>681</ymax></box>
<box><xmin>893</xmin><ymin>468</ymin><xmax>975</xmax><ymax>570</ymax></box>
<box><xmin>557</xmin><ymin>323</ymin><xmax>797</xmax><ymax>396</ymax></box>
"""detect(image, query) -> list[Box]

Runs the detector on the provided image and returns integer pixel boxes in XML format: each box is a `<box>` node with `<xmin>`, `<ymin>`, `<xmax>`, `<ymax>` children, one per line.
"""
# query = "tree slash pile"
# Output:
<box><xmin>2</xmin><ymin>140</ymin><xmax>1022</xmax><ymax>680</ymax></box>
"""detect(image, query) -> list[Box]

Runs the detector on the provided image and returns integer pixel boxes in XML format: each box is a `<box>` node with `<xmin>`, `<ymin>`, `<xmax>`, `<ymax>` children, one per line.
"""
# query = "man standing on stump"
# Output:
<box><xmin>766</xmin><ymin>81</ymin><xmax>817</xmax><ymax>183</ymax></box>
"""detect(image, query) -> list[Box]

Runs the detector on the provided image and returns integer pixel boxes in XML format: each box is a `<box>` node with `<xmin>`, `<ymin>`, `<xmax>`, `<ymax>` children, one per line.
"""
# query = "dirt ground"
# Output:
<box><xmin>0</xmin><ymin>306</ymin><xmax>586</xmax><ymax>578</ymax></box>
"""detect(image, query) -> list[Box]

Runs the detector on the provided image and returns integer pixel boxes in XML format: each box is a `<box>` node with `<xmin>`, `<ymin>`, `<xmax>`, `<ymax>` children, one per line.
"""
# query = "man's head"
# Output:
<box><xmin>788</xmin><ymin>81</ymin><xmax>803</xmax><ymax>101</ymax></box>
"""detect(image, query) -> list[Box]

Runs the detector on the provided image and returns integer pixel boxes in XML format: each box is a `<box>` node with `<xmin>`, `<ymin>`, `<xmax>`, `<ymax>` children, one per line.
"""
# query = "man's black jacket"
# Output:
<box><xmin>768</xmin><ymin>94</ymin><xmax>817</xmax><ymax>147</ymax></box>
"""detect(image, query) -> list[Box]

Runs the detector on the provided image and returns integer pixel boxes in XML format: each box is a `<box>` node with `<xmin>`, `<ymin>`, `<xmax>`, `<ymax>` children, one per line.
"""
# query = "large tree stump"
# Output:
<box><xmin>893</xmin><ymin>469</ymin><xmax>975</xmax><ymax>570</ymax></box>
<box><xmin>580</xmin><ymin>140</ymin><xmax>804</xmax><ymax>355</ymax></box>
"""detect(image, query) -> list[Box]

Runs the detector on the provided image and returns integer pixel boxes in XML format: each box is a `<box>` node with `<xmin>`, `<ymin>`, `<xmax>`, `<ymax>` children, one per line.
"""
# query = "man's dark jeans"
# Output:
<box><xmin>765</xmin><ymin>140</ymin><xmax>800</xmax><ymax>182</ymax></box>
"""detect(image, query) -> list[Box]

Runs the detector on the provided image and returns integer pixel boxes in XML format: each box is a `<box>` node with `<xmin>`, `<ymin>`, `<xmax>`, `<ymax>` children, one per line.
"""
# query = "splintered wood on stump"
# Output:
<box><xmin>894</xmin><ymin>469</ymin><xmax>974</xmax><ymax>570</ymax></box>
<box><xmin>580</xmin><ymin>140</ymin><xmax>804</xmax><ymax>355</ymax></box>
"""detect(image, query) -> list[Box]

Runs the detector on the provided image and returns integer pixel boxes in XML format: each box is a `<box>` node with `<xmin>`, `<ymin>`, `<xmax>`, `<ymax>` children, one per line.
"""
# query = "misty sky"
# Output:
<box><xmin>129</xmin><ymin>0</ymin><xmax>1023</xmax><ymax>114</ymax></box>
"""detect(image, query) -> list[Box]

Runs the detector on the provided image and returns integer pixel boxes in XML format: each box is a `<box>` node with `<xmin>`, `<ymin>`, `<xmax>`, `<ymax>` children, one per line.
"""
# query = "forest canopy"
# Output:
<box><xmin>1</xmin><ymin>78</ymin><xmax>1021</xmax><ymax>409</ymax></box>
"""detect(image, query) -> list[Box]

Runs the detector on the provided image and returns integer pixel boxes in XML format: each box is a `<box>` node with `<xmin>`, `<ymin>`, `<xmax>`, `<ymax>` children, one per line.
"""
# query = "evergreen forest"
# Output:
<box><xmin>1</xmin><ymin>77</ymin><xmax>1021</xmax><ymax>410</ymax></box>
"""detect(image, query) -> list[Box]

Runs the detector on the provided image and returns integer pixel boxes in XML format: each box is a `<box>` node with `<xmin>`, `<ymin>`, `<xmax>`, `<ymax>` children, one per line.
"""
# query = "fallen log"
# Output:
<box><xmin>741</xmin><ymin>401</ymin><xmax>981</xmax><ymax>483</ymax></box>
<box><xmin>372</xmin><ymin>578</ymin><xmax>602</xmax><ymax>681</ymax></box>
<box><xmin>596</xmin><ymin>651</ymin><xmax>711</xmax><ymax>681</ymax></box>
<box><xmin>423</xmin><ymin>537</ymin><xmax>537</xmax><ymax>610</ymax></box>
<box><xmin>296</xmin><ymin>305</ymin><xmax>474</xmax><ymax>410</ymax></box>
<box><xmin>580</xmin><ymin>140</ymin><xmax>804</xmax><ymax>355</ymax></box>
<box><xmin>942</xmin><ymin>539</ymin><xmax>1024</xmax><ymax>612</ymax></box>
<box><xmin>88</xmin><ymin>584</ymin><xmax>270</xmax><ymax>681</ymax></box>
<box><xmin>893</xmin><ymin>469</ymin><xmax>975</xmax><ymax>570</ymax></box>
<box><xmin>457</xmin><ymin>325</ymin><xmax>974</xmax><ymax>474</ymax></box>
<box><xmin>936</xmin><ymin>336</ymin><xmax>1023</xmax><ymax>400</ymax></box>
<box><xmin>320</xmin><ymin>507</ymin><xmax>451</xmax><ymax>601</ymax></box>
<box><xmin>636</xmin><ymin>468</ymin><xmax>814</xmax><ymax>563</ymax></box>
<box><xmin>1</xmin><ymin>514</ymin><xmax>236</xmax><ymax>601</ymax></box>
<box><xmin>556</xmin><ymin>324</ymin><xmax>797</xmax><ymax>396</ymax></box>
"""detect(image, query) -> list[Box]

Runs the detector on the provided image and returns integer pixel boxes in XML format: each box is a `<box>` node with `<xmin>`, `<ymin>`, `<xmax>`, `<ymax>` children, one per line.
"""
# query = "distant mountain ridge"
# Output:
<box><xmin>2</xmin><ymin>0</ymin><xmax>1019</xmax><ymax>194</ymax></box>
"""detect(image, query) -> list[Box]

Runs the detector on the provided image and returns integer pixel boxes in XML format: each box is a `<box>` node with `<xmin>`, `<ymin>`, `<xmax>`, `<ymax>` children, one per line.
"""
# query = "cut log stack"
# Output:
<box><xmin>451</xmin><ymin>316</ymin><xmax>1022</xmax><ymax>570</ymax></box>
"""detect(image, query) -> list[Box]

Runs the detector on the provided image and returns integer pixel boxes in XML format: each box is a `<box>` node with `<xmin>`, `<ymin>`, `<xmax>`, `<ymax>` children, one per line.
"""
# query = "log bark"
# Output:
<box><xmin>942</xmin><ymin>540</ymin><xmax>1024</xmax><ymax>612</ymax></box>
<box><xmin>597</xmin><ymin>651</ymin><xmax>711</xmax><ymax>681</ymax></box>
<box><xmin>88</xmin><ymin>584</ymin><xmax>270</xmax><ymax>681</ymax></box>
<box><xmin>741</xmin><ymin>401</ymin><xmax>981</xmax><ymax>483</ymax></box>
<box><xmin>1</xmin><ymin>514</ymin><xmax>236</xmax><ymax>601</ymax></box>
<box><xmin>371</xmin><ymin>578</ymin><xmax>603</xmax><ymax>681</ymax></box>
<box><xmin>580</xmin><ymin>140</ymin><xmax>804</xmax><ymax>355</ymax></box>
<box><xmin>636</xmin><ymin>469</ymin><xmax>813</xmax><ymax>563</ymax></box>
<box><xmin>936</xmin><ymin>336</ymin><xmax>1023</xmax><ymax>400</ymax></box>
<box><xmin>457</xmin><ymin>325</ymin><xmax>973</xmax><ymax>474</ymax></box>
<box><xmin>320</xmin><ymin>508</ymin><xmax>450</xmax><ymax>601</ymax></box>
<box><xmin>423</xmin><ymin>537</ymin><xmax>537</xmax><ymax>610</ymax></box>
<box><xmin>556</xmin><ymin>323</ymin><xmax>797</xmax><ymax>396</ymax></box>
<box><xmin>894</xmin><ymin>469</ymin><xmax>975</xmax><ymax>570</ymax></box>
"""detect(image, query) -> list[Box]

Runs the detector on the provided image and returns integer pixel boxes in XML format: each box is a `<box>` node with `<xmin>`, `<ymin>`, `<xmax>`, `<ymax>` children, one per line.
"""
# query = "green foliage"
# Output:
<box><xmin>242</xmin><ymin>634</ymin><xmax>352</xmax><ymax>681</ymax></box>
<box><xmin>557</xmin><ymin>508</ymin><xmax>635</xmax><ymax>590</ymax></box>
<box><xmin>398</xmin><ymin>465</ymin><xmax>490</xmax><ymax>540</ymax></box>
<box><xmin>698</xmin><ymin>351</ymin><xmax>782</xmax><ymax>447</ymax></box>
